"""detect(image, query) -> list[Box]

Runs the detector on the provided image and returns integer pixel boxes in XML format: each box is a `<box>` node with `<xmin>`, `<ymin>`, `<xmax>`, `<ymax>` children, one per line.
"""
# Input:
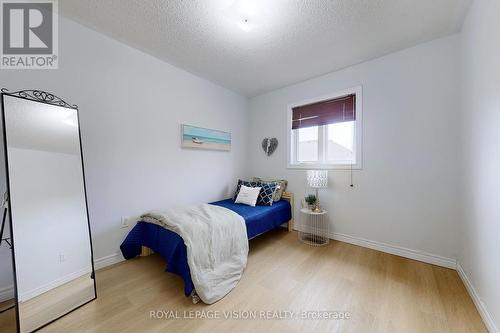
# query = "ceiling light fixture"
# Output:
<box><xmin>238</xmin><ymin>18</ymin><xmax>252</xmax><ymax>32</ymax></box>
<box><xmin>224</xmin><ymin>0</ymin><xmax>259</xmax><ymax>32</ymax></box>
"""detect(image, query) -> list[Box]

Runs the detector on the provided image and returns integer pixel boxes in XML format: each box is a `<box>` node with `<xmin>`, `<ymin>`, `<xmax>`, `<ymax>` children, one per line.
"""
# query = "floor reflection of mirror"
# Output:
<box><xmin>19</xmin><ymin>274</ymin><xmax>94</xmax><ymax>333</ymax></box>
<box><xmin>0</xmin><ymin>300</ymin><xmax>16</xmax><ymax>333</ymax></box>
<box><xmin>0</xmin><ymin>298</ymin><xmax>15</xmax><ymax>313</ymax></box>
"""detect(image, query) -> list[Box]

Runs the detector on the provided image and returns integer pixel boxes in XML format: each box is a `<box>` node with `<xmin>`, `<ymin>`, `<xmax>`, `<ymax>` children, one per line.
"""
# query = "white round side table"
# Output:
<box><xmin>298</xmin><ymin>208</ymin><xmax>329</xmax><ymax>246</ymax></box>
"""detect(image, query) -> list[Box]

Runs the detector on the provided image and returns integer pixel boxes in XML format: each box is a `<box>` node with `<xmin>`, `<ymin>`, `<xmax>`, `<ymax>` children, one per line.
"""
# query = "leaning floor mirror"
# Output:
<box><xmin>0</xmin><ymin>89</ymin><xmax>96</xmax><ymax>332</ymax></box>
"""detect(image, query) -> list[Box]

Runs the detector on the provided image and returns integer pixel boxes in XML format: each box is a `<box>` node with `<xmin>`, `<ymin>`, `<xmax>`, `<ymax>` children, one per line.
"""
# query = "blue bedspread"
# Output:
<box><xmin>211</xmin><ymin>199</ymin><xmax>291</xmax><ymax>239</ymax></box>
<box><xmin>120</xmin><ymin>199</ymin><xmax>291</xmax><ymax>297</ymax></box>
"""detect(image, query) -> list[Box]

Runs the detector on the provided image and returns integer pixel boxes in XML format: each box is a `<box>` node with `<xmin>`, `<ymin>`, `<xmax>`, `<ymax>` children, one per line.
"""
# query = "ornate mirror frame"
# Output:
<box><xmin>0</xmin><ymin>89</ymin><xmax>97</xmax><ymax>332</ymax></box>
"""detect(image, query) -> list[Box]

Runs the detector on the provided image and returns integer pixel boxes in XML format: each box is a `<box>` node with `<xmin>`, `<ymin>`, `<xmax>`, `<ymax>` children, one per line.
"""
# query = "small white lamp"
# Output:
<box><xmin>307</xmin><ymin>170</ymin><xmax>328</xmax><ymax>212</ymax></box>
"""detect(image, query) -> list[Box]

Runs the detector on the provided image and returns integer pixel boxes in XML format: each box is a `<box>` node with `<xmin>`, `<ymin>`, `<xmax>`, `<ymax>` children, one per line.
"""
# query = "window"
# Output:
<box><xmin>297</xmin><ymin>126</ymin><xmax>318</xmax><ymax>162</ymax></box>
<box><xmin>287</xmin><ymin>86</ymin><xmax>362</xmax><ymax>169</ymax></box>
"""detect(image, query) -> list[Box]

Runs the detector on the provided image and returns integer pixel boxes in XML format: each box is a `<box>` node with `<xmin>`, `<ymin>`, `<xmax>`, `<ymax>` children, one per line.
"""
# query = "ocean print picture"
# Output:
<box><xmin>181</xmin><ymin>124</ymin><xmax>231</xmax><ymax>151</ymax></box>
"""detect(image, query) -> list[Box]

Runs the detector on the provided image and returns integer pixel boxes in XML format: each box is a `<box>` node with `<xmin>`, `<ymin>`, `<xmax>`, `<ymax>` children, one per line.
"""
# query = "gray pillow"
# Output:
<box><xmin>253</xmin><ymin>177</ymin><xmax>288</xmax><ymax>201</ymax></box>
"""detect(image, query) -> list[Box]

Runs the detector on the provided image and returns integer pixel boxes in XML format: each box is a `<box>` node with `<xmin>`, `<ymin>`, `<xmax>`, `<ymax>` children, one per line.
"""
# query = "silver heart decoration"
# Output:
<box><xmin>262</xmin><ymin>138</ymin><xmax>278</xmax><ymax>156</ymax></box>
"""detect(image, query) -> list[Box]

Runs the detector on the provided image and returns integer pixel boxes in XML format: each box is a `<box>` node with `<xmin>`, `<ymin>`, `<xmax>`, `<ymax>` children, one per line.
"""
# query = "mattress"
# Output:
<box><xmin>120</xmin><ymin>199</ymin><xmax>292</xmax><ymax>297</ymax></box>
<box><xmin>210</xmin><ymin>199</ymin><xmax>291</xmax><ymax>239</ymax></box>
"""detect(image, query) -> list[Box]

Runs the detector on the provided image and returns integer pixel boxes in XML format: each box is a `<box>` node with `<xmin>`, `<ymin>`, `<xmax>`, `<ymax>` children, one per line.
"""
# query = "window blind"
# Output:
<box><xmin>292</xmin><ymin>94</ymin><xmax>356</xmax><ymax>130</ymax></box>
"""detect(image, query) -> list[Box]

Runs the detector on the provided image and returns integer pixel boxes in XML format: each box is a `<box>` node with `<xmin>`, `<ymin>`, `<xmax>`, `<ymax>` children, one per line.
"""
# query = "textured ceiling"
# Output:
<box><xmin>60</xmin><ymin>0</ymin><xmax>471</xmax><ymax>96</ymax></box>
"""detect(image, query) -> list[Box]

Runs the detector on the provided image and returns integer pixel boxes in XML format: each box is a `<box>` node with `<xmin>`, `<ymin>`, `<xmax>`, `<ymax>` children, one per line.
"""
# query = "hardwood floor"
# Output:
<box><xmin>39</xmin><ymin>230</ymin><xmax>486</xmax><ymax>332</ymax></box>
<box><xmin>19</xmin><ymin>274</ymin><xmax>95</xmax><ymax>332</ymax></box>
<box><xmin>0</xmin><ymin>299</ymin><xmax>16</xmax><ymax>332</ymax></box>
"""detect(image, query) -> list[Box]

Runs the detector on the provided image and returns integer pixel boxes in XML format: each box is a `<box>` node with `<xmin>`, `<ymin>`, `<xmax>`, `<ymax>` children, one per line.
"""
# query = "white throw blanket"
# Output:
<box><xmin>141</xmin><ymin>204</ymin><xmax>248</xmax><ymax>304</ymax></box>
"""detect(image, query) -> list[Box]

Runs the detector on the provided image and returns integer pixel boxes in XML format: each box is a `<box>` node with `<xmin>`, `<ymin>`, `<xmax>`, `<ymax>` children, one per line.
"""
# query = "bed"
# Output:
<box><xmin>119</xmin><ymin>192</ymin><xmax>294</xmax><ymax>300</ymax></box>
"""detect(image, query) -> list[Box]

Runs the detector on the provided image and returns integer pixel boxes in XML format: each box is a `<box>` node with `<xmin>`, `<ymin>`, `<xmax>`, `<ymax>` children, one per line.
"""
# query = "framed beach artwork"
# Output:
<box><xmin>181</xmin><ymin>124</ymin><xmax>231</xmax><ymax>151</ymax></box>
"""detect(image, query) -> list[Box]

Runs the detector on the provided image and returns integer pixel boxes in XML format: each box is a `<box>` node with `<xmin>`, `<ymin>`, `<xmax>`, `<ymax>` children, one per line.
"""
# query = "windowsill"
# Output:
<box><xmin>287</xmin><ymin>163</ymin><xmax>362</xmax><ymax>170</ymax></box>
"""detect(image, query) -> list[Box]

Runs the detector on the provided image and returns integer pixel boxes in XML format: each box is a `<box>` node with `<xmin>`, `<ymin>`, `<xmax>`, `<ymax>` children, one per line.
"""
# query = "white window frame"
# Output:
<box><xmin>287</xmin><ymin>86</ymin><xmax>363</xmax><ymax>170</ymax></box>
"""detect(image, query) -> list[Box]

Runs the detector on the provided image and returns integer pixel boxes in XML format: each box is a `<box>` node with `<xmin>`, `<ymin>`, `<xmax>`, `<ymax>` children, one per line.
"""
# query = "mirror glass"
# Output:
<box><xmin>2</xmin><ymin>94</ymin><xmax>96</xmax><ymax>332</ymax></box>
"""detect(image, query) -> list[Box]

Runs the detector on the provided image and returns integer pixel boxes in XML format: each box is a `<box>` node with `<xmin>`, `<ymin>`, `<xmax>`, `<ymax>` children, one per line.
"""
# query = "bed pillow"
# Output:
<box><xmin>233</xmin><ymin>179</ymin><xmax>261</xmax><ymax>200</ymax></box>
<box><xmin>235</xmin><ymin>185</ymin><xmax>261</xmax><ymax>207</ymax></box>
<box><xmin>253</xmin><ymin>177</ymin><xmax>288</xmax><ymax>201</ymax></box>
<box><xmin>256</xmin><ymin>182</ymin><xmax>279</xmax><ymax>206</ymax></box>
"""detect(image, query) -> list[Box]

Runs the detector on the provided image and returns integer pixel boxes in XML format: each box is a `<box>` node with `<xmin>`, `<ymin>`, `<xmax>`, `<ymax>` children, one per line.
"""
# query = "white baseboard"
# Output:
<box><xmin>329</xmin><ymin>232</ymin><xmax>457</xmax><ymax>269</ymax></box>
<box><xmin>295</xmin><ymin>223</ymin><xmax>457</xmax><ymax>269</ymax></box>
<box><xmin>1</xmin><ymin>253</ymin><xmax>125</xmax><ymax>303</ymax></box>
<box><xmin>0</xmin><ymin>284</ymin><xmax>14</xmax><ymax>302</ymax></box>
<box><xmin>457</xmin><ymin>262</ymin><xmax>498</xmax><ymax>333</ymax></box>
<box><xmin>94</xmin><ymin>252</ymin><xmax>124</xmax><ymax>270</ymax></box>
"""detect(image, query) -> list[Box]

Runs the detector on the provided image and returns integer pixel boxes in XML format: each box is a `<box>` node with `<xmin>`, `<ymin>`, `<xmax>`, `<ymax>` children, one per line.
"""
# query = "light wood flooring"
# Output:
<box><xmin>19</xmin><ymin>274</ymin><xmax>95</xmax><ymax>332</ymax></box>
<box><xmin>0</xmin><ymin>299</ymin><xmax>16</xmax><ymax>333</ymax></box>
<box><xmin>36</xmin><ymin>229</ymin><xmax>486</xmax><ymax>332</ymax></box>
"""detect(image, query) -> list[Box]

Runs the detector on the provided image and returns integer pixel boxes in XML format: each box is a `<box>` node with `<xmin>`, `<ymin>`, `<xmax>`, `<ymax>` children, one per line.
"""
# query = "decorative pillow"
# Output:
<box><xmin>253</xmin><ymin>177</ymin><xmax>288</xmax><ymax>201</ymax></box>
<box><xmin>256</xmin><ymin>182</ymin><xmax>279</xmax><ymax>206</ymax></box>
<box><xmin>235</xmin><ymin>185</ymin><xmax>261</xmax><ymax>207</ymax></box>
<box><xmin>233</xmin><ymin>179</ymin><xmax>261</xmax><ymax>200</ymax></box>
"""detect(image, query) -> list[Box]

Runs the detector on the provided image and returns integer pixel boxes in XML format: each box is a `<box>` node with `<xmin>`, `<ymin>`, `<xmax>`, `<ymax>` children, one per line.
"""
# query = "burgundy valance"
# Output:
<box><xmin>292</xmin><ymin>94</ymin><xmax>356</xmax><ymax>130</ymax></box>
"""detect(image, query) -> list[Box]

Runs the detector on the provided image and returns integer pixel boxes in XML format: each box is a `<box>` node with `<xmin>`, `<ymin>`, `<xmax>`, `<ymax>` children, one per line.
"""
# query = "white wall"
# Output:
<box><xmin>458</xmin><ymin>0</ymin><xmax>500</xmax><ymax>330</ymax></box>
<box><xmin>247</xmin><ymin>35</ymin><xmax>461</xmax><ymax>262</ymax></box>
<box><xmin>0</xmin><ymin>13</ymin><xmax>248</xmax><ymax>289</ymax></box>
